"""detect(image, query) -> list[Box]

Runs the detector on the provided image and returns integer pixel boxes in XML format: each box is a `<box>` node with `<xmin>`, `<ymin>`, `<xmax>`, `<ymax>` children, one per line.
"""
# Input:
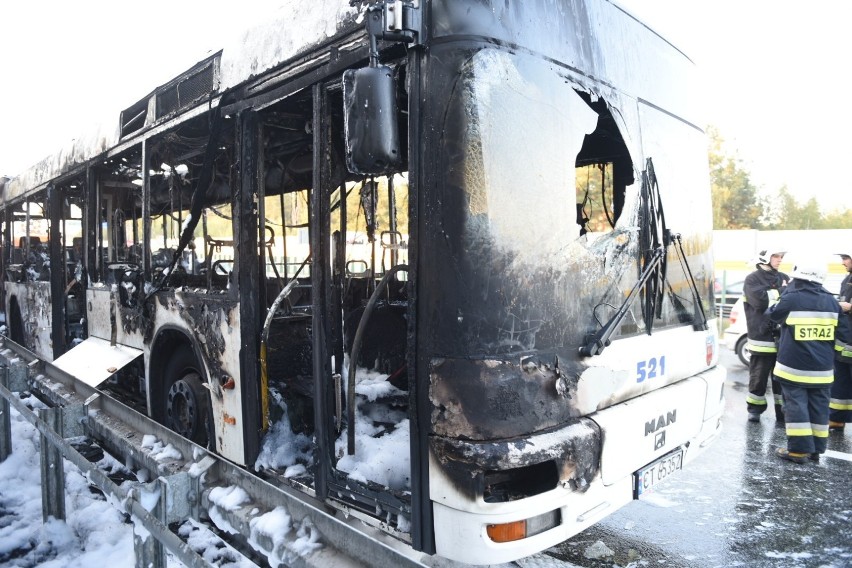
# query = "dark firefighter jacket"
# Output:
<box><xmin>743</xmin><ymin>266</ymin><xmax>788</xmax><ymax>355</ymax></box>
<box><xmin>837</xmin><ymin>272</ymin><xmax>852</xmax><ymax>363</ymax></box>
<box><xmin>767</xmin><ymin>279</ymin><xmax>849</xmax><ymax>387</ymax></box>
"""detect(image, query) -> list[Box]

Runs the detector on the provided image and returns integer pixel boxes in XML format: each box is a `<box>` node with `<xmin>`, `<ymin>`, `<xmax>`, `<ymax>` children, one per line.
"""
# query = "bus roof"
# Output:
<box><xmin>1</xmin><ymin>0</ymin><xmax>702</xmax><ymax>205</ymax></box>
<box><xmin>1</xmin><ymin>0</ymin><xmax>360</xmax><ymax>204</ymax></box>
<box><xmin>218</xmin><ymin>0</ymin><xmax>361</xmax><ymax>93</ymax></box>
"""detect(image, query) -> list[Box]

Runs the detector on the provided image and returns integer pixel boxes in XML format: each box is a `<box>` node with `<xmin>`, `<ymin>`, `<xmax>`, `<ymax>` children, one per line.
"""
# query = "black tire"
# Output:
<box><xmin>164</xmin><ymin>347</ymin><xmax>210</xmax><ymax>446</ymax></box>
<box><xmin>735</xmin><ymin>335</ymin><xmax>751</xmax><ymax>367</ymax></box>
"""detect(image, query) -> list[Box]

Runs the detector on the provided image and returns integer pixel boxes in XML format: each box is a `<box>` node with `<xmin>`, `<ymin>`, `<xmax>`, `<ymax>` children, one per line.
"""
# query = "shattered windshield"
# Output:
<box><xmin>461</xmin><ymin>50</ymin><xmax>601</xmax><ymax>262</ymax></box>
<box><xmin>427</xmin><ymin>48</ymin><xmax>647</xmax><ymax>356</ymax></box>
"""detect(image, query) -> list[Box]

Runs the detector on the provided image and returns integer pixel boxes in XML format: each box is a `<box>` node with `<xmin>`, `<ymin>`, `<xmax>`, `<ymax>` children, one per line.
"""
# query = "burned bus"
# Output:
<box><xmin>0</xmin><ymin>0</ymin><xmax>725</xmax><ymax>564</ymax></box>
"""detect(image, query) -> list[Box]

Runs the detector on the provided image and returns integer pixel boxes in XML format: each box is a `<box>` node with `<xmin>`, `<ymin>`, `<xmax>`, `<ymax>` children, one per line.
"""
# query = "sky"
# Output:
<box><xmin>1</xmin><ymin>1</ymin><xmax>851</xmax><ymax>213</ymax></box>
<box><xmin>616</xmin><ymin>0</ymin><xmax>852</xmax><ymax>212</ymax></box>
<box><xmin>0</xmin><ymin>0</ymin><xmax>271</xmax><ymax>176</ymax></box>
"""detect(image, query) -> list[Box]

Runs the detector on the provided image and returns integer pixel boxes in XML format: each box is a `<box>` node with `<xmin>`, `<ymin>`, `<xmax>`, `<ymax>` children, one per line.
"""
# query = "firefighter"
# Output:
<box><xmin>768</xmin><ymin>259</ymin><xmax>848</xmax><ymax>463</ymax></box>
<box><xmin>743</xmin><ymin>248</ymin><xmax>788</xmax><ymax>423</ymax></box>
<box><xmin>829</xmin><ymin>252</ymin><xmax>852</xmax><ymax>432</ymax></box>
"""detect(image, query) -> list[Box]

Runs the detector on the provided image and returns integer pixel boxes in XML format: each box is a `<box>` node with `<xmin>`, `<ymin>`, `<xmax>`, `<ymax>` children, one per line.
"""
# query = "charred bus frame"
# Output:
<box><xmin>0</xmin><ymin>1</ymin><xmax>725</xmax><ymax>564</ymax></box>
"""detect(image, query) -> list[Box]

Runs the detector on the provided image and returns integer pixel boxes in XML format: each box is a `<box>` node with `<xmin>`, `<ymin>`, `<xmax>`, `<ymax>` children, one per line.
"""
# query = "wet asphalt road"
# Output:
<box><xmin>543</xmin><ymin>347</ymin><xmax>852</xmax><ymax>568</ymax></box>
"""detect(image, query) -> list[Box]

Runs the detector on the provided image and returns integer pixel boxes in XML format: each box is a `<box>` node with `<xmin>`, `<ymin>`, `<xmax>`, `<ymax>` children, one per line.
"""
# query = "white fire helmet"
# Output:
<box><xmin>791</xmin><ymin>259</ymin><xmax>827</xmax><ymax>284</ymax></box>
<box><xmin>754</xmin><ymin>249</ymin><xmax>786</xmax><ymax>265</ymax></box>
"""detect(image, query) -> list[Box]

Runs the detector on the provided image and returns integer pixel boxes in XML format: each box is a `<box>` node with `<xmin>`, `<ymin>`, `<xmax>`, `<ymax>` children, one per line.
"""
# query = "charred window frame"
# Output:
<box><xmin>138</xmin><ymin>114</ymin><xmax>237</xmax><ymax>294</ymax></box>
<box><xmin>91</xmin><ymin>149</ymin><xmax>145</xmax><ymax>290</ymax></box>
<box><xmin>260</xmin><ymin>97</ymin><xmax>318</xmax><ymax>286</ymax></box>
<box><xmin>54</xmin><ymin>178</ymin><xmax>87</xmax><ymax>352</ymax></box>
<box><xmin>8</xmin><ymin>195</ymin><xmax>50</xmax><ymax>283</ymax></box>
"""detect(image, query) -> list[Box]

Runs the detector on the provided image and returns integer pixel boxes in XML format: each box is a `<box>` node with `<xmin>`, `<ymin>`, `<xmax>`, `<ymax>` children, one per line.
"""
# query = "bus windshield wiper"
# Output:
<box><xmin>579</xmin><ymin>245</ymin><xmax>666</xmax><ymax>357</ymax></box>
<box><xmin>579</xmin><ymin>156</ymin><xmax>709</xmax><ymax>357</ymax></box>
<box><xmin>671</xmin><ymin>231</ymin><xmax>709</xmax><ymax>332</ymax></box>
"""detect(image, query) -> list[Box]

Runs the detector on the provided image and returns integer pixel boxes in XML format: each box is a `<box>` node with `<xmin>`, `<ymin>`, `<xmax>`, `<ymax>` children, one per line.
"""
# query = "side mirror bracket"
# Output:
<box><xmin>355</xmin><ymin>0</ymin><xmax>422</xmax><ymax>49</ymax></box>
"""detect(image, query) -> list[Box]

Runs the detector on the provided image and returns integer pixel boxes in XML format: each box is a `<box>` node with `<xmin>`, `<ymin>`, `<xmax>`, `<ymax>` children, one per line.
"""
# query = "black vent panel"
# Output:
<box><xmin>155</xmin><ymin>60</ymin><xmax>216</xmax><ymax>120</ymax></box>
<box><xmin>180</xmin><ymin>66</ymin><xmax>214</xmax><ymax>105</ymax></box>
<box><xmin>119</xmin><ymin>54</ymin><xmax>219</xmax><ymax>137</ymax></box>
<box><xmin>156</xmin><ymin>86</ymin><xmax>180</xmax><ymax>118</ymax></box>
<box><xmin>120</xmin><ymin>98</ymin><xmax>148</xmax><ymax>138</ymax></box>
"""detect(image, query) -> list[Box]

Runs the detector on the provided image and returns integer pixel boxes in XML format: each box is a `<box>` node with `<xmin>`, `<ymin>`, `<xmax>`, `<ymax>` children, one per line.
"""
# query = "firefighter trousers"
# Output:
<box><xmin>747</xmin><ymin>354</ymin><xmax>784</xmax><ymax>420</ymax></box>
<box><xmin>779</xmin><ymin>380</ymin><xmax>830</xmax><ymax>455</ymax></box>
<box><xmin>829</xmin><ymin>361</ymin><xmax>852</xmax><ymax>423</ymax></box>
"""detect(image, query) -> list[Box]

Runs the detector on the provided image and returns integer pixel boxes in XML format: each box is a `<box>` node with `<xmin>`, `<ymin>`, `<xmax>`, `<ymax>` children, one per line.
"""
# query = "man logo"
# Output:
<box><xmin>645</xmin><ymin>410</ymin><xmax>677</xmax><ymax>436</ymax></box>
<box><xmin>655</xmin><ymin>431</ymin><xmax>666</xmax><ymax>450</ymax></box>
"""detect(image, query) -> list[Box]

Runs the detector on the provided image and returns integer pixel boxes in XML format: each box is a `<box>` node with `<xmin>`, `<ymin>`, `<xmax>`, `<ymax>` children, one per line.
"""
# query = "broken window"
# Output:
<box><xmin>429</xmin><ymin>47</ymin><xmax>643</xmax><ymax>356</ymax></box>
<box><xmin>8</xmin><ymin>198</ymin><xmax>50</xmax><ymax>282</ymax></box>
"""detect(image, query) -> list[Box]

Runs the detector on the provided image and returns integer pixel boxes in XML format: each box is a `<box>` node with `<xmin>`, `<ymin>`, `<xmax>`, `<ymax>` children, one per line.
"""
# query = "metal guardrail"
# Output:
<box><xmin>0</xmin><ymin>338</ymin><xmax>428</xmax><ymax>568</ymax></box>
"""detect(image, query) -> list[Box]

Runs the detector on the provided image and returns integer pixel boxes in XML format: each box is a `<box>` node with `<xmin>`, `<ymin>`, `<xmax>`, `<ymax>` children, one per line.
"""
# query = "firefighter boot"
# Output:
<box><xmin>775</xmin><ymin>448</ymin><xmax>808</xmax><ymax>464</ymax></box>
<box><xmin>829</xmin><ymin>421</ymin><xmax>845</xmax><ymax>433</ymax></box>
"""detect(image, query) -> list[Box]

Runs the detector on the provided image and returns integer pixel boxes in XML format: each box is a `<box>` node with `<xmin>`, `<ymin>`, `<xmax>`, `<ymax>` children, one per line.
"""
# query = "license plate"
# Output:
<box><xmin>634</xmin><ymin>448</ymin><xmax>683</xmax><ymax>498</ymax></box>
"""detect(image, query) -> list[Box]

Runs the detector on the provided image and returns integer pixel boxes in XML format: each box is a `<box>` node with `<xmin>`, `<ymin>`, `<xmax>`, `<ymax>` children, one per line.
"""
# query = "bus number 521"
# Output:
<box><xmin>636</xmin><ymin>356</ymin><xmax>666</xmax><ymax>383</ymax></box>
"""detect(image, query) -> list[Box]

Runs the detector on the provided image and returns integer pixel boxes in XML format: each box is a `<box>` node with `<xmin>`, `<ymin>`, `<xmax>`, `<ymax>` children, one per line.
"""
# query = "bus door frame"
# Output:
<box><xmin>311</xmin><ymin>47</ymin><xmax>434</xmax><ymax>552</ymax></box>
<box><xmin>236</xmin><ymin>108</ymin><xmax>265</xmax><ymax>466</ymax></box>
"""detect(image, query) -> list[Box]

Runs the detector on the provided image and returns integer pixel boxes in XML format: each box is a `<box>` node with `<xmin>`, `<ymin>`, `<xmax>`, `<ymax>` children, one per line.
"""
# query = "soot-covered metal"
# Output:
<box><xmin>151</xmin><ymin>291</ymin><xmax>236</xmax><ymax>383</ymax></box>
<box><xmin>430</xmin><ymin>354</ymin><xmax>586</xmax><ymax>440</ymax></box>
<box><xmin>431</xmin><ymin>417</ymin><xmax>601</xmax><ymax>501</ymax></box>
<box><xmin>417</xmin><ymin>0</ymin><xmax>714</xmax><ymax>453</ymax></box>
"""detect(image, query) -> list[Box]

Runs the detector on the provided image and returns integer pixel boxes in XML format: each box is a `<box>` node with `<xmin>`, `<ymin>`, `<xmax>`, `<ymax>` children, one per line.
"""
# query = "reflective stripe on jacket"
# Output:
<box><xmin>767</xmin><ymin>279</ymin><xmax>848</xmax><ymax>388</ymax></box>
<box><xmin>748</xmin><ymin>338</ymin><xmax>778</xmax><ymax>353</ymax></box>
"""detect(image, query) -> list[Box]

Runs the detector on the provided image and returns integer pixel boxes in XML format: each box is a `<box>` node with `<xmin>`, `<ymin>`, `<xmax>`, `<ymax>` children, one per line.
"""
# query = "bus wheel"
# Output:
<box><xmin>164</xmin><ymin>347</ymin><xmax>210</xmax><ymax>446</ymax></box>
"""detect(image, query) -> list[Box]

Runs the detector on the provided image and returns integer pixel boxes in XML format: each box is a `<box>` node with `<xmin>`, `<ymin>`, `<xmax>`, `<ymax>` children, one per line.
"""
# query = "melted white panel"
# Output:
<box><xmin>52</xmin><ymin>336</ymin><xmax>142</xmax><ymax>387</ymax></box>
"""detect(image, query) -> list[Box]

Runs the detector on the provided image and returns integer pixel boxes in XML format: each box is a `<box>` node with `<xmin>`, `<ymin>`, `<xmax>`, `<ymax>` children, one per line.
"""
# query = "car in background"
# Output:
<box><xmin>715</xmin><ymin>278</ymin><xmax>744</xmax><ymax>319</ymax></box>
<box><xmin>722</xmin><ymin>296</ymin><xmax>749</xmax><ymax>366</ymax></box>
